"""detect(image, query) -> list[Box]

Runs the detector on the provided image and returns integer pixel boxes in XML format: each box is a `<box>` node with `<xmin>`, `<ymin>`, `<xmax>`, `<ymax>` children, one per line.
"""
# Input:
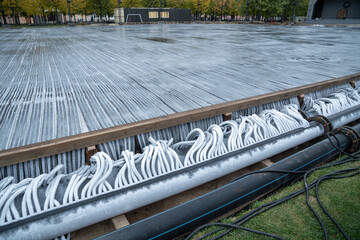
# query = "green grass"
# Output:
<box><xmin>193</xmin><ymin>159</ymin><xmax>360</xmax><ymax>240</ymax></box>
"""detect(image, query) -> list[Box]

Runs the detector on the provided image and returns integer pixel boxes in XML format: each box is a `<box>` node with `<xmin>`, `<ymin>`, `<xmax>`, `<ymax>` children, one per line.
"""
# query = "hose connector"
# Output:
<box><xmin>308</xmin><ymin>114</ymin><xmax>334</xmax><ymax>137</ymax></box>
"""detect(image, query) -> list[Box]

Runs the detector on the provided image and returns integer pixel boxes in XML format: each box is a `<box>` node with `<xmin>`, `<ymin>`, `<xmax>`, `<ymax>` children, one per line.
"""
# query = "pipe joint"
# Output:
<box><xmin>308</xmin><ymin>114</ymin><xmax>334</xmax><ymax>137</ymax></box>
<box><xmin>332</xmin><ymin>126</ymin><xmax>360</xmax><ymax>152</ymax></box>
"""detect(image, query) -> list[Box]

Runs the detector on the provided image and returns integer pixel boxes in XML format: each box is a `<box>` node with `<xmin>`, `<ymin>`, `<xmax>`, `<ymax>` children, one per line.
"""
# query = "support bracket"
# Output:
<box><xmin>85</xmin><ymin>146</ymin><xmax>98</xmax><ymax>165</ymax></box>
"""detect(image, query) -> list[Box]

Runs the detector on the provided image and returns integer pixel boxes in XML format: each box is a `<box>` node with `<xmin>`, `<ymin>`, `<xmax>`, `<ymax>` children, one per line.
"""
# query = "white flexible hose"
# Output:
<box><xmin>173</xmin><ymin>104</ymin><xmax>309</xmax><ymax>166</ymax></box>
<box><xmin>302</xmin><ymin>87</ymin><xmax>360</xmax><ymax>116</ymax></box>
<box><xmin>0</xmin><ymin>97</ymin><xmax>348</xmax><ymax>231</ymax></box>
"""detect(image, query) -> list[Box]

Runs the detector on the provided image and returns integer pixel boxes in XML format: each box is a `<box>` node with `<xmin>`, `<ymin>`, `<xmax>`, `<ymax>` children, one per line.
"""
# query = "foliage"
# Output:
<box><xmin>2</xmin><ymin>0</ymin><xmax>21</xmax><ymax>16</ymax></box>
<box><xmin>121</xmin><ymin>0</ymin><xmax>142</xmax><ymax>8</ymax></box>
<box><xmin>71</xmin><ymin>0</ymin><xmax>88</xmax><ymax>14</ymax></box>
<box><xmin>87</xmin><ymin>0</ymin><xmax>111</xmax><ymax>16</ymax></box>
<box><xmin>239</xmin><ymin>0</ymin><xmax>309</xmax><ymax>18</ymax></box>
<box><xmin>18</xmin><ymin>0</ymin><xmax>42</xmax><ymax>16</ymax></box>
<box><xmin>1</xmin><ymin>0</ymin><xmax>310</xmax><ymax>21</ymax></box>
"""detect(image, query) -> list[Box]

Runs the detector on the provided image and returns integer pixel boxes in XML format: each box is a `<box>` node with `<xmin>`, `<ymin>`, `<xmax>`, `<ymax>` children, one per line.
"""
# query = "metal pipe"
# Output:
<box><xmin>329</xmin><ymin>104</ymin><xmax>360</xmax><ymax>128</ymax></box>
<box><xmin>0</xmin><ymin>106</ymin><xmax>359</xmax><ymax>239</ymax></box>
<box><xmin>0</xmin><ymin>124</ymin><xmax>324</xmax><ymax>239</ymax></box>
<box><xmin>99</xmin><ymin>124</ymin><xmax>356</xmax><ymax>240</ymax></box>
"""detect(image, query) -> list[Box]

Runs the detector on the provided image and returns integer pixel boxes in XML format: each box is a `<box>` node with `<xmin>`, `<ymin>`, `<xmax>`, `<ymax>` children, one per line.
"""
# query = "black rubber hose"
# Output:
<box><xmin>196</xmin><ymin>128</ymin><xmax>360</xmax><ymax>240</ymax></box>
<box><xmin>192</xmin><ymin>222</ymin><xmax>285</xmax><ymax>240</ymax></box>
<box><xmin>97</xmin><ymin>125</ymin><xmax>356</xmax><ymax>240</ymax></box>
<box><xmin>193</xmin><ymin>128</ymin><xmax>360</xmax><ymax>240</ymax></box>
<box><xmin>315</xmin><ymin>171</ymin><xmax>360</xmax><ymax>240</ymax></box>
<box><xmin>191</xmin><ymin>159</ymin><xmax>360</xmax><ymax>240</ymax></box>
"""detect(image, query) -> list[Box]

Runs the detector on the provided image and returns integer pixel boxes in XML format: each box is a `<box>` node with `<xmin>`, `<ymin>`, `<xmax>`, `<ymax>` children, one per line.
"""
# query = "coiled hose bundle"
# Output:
<box><xmin>0</xmin><ymin>85</ymin><xmax>358</xmax><ymax>239</ymax></box>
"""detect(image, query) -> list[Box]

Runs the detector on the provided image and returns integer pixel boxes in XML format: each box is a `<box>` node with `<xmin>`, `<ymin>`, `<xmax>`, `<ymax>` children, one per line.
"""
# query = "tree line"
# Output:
<box><xmin>0</xmin><ymin>0</ymin><xmax>309</xmax><ymax>24</ymax></box>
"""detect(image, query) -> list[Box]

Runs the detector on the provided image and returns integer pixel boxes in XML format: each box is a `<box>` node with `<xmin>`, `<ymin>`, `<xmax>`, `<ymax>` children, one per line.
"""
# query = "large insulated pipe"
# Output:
<box><xmin>329</xmin><ymin>104</ymin><xmax>360</xmax><ymax>128</ymax></box>
<box><xmin>0</xmin><ymin>108</ymin><xmax>357</xmax><ymax>239</ymax></box>
<box><xmin>99</xmin><ymin>123</ymin><xmax>358</xmax><ymax>240</ymax></box>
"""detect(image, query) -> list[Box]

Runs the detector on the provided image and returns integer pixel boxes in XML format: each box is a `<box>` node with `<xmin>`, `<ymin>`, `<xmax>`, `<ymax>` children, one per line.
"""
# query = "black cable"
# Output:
<box><xmin>224</xmin><ymin>126</ymin><xmax>360</xmax><ymax>239</ymax></box>
<box><xmin>185</xmin><ymin>222</ymin><xmax>285</xmax><ymax>240</ymax></box>
<box><xmin>327</xmin><ymin>132</ymin><xmax>360</xmax><ymax>158</ymax></box>
<box><xmin>211</xmin><ymin>166</ymin><xmax>360</xmax><ymax>240</ymax></box>
<box><xmin>230</xmin><ymin>169</ymin><xmax>311</xmax><ymax>184</ymax></box>
<box><xmin>190</xmin><ymin>187</ymin><xmax>305</xmax><ymax>240</ymax></box>
<box><xmin>189</xmin><ymin>164</ymin><xmax>360</xmax><ymax>240</ymax></box>
<box><xmin>315</xmin><ymin>170</ymin><xmax>360</xmax><ymax>240</ymax></box>
<box><xmin>304</xmin><ymin>127</ymin><xmax>360</xmax><ymax>239</ymax></box>
<box><xmin>186</xmin><ymin>126</ymin><xmax>360</xmax><ymax>240</ymax></box>
<box><xmin>233</xmin><ymin>167</ymin><xmax>360</xmax><ymax>226</ymax></box>
<box><xmin>303</xmin><ymin>165</ymin><xmax>360</xmax><ymax>240</ymax></box>
<box><xmin>186</xmin><ymin>144</ymin><xmax>360</xmax><ymax>240</ymax></box>
<box><xmin>288</xmin><ymin>132</ymin><xmax>347</xmax><ymax>240</ymax></box>
<box><xmin>303</xmin><ymin>165</ymin><xmax>329</xmax><ymax>240</ymax></box>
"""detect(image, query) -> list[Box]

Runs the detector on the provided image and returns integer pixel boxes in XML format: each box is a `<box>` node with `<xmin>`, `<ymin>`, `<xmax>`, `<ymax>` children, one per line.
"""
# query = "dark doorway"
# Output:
<box><xmin>312</xmin><ymin>0</ymin><xmax>324</xmax><ymax>19</ymax></box>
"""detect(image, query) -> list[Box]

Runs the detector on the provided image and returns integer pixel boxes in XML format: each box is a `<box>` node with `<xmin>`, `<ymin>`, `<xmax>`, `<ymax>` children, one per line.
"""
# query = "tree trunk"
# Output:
<box><xmin>1</xmin><ymin>11</ymin><xmax>7</xmax><ymax>24</ymax></box>
<box><xmin>55</xmin><ymin>8</ymin><xmax>58</xmax><ymax>24</ymax></box>
<box><xmin>11</xmin><ymin>8</ymin><xmax>15</xmax><ymax>24</ymax></box>
<box><xmin>42</xmin><ymin>9</ymin><xmax>46</xmax><ymax>24</ymax></box>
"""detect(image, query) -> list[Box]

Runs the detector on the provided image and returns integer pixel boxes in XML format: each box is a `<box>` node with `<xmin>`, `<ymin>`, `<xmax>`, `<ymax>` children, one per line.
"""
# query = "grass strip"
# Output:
<box><xmin>193</xmin><ymin>160</ymin><xmax>360</xmax><ymax>240</ymax></box>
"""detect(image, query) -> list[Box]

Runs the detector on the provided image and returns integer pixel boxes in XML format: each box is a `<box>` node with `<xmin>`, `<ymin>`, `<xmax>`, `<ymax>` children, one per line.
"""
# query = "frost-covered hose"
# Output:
<box><xmin>0</xmin><ymin>138</ymin><xmax>175</xmax><ymax>229</ymax></box>
<box><xmin>44</xmin><ymin>174</ymin><xmax>65</xmax><ymax>210</ymax></box>
<box><xmin>54</xmin><ymin>234</ymin><xmax>71</xmax><ymax>240</ymax></box>
<box><xmin>262</xmin><ymin>110</ymin><xmax>297</xmax><ymax>133</ymax></box>
<box><xmin>0</xmin><ymin>103</ymin><xmax>316</xmax><ymax>230</ymax></box>
<box><xmin>0</xmin><ymin>103</ymin><xmax>310</xmax><ymax>228</ymax></box>
<box><xmin>0</xmin><ymin>177</ymin><xmax>14</xmax><ymax>193</ymax></box>
<box><xmin>115</xmin><ymin>150</ymin><xmax>144</xmax><ymax>188</ymax></box>
<box><xmin>302</xmin><ymin>87</ymin><xmax>360</xmax><ymax>116</ymax></box>
<box><xmin>220</xmin><ymin>120</ymin><xmax>238</xmax><ymax>152</ymax></box>
<box><xmin>207</xmin><ymin>125</ymin><xmax>227</xmax><ymax>159</ymax></box>
<box><xmin>281</xmin><ymin>104</ymin><xmax>309</xmax><ymax>126</ymax></box>
<box><xmin>237</xmin><ymin>117</ymin><xmax>256</xmax><ymax>147</ymax></box>
<box><xmin>0</xmin><ymin>164</ymin><xmax>64</xmax><ymax>224</ymax></box>
<box><xmin>113</xmin><ymin>137</ymin><xmax>182</xmax><ymax>188</ymax></box>
<box><xmin>81</xmin><ymin>152</ymin><xmax>113</xmax><ymax>199</ymax></box>
<box><xmin>145</xmin><ymin>137</ymin><xmax>182</xmax><ymax>176</ymax></box>
<box><xmin>176</xmin><ymin>125</ymin><xmax>228</xmax><ymax>165</ymax></box>
<box><xmin>0</xmin><ymin>94</ymin><xmax>355</xmax><ymax>237</ymax></box>
<box><xmin>173</xmin><ymin>104</ymin><xmax>309</xmax><ymax>166</ymax></box>
<box><xmin>180</xmin><ymin>128</ymin><xmax>205</xmax><ymax>166</ymax></box>
<box><xmin>63</xmin><ymin>165</ymin><xmax>91</xmax><ymax>204</ymax></box>
<box><xmin>0</xmin><ymin>178</ymin><xmax>31</xmax><ymax>223</ymax></box>
<box><xmin>198</xmin><ymin>132</ymin><xmax>212</xmax><ymax>162</ymax></box>
<box><xmin>21</xmin><ymin>165</ymin><xmax>64</xmax><ymax>218</ymax></box>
